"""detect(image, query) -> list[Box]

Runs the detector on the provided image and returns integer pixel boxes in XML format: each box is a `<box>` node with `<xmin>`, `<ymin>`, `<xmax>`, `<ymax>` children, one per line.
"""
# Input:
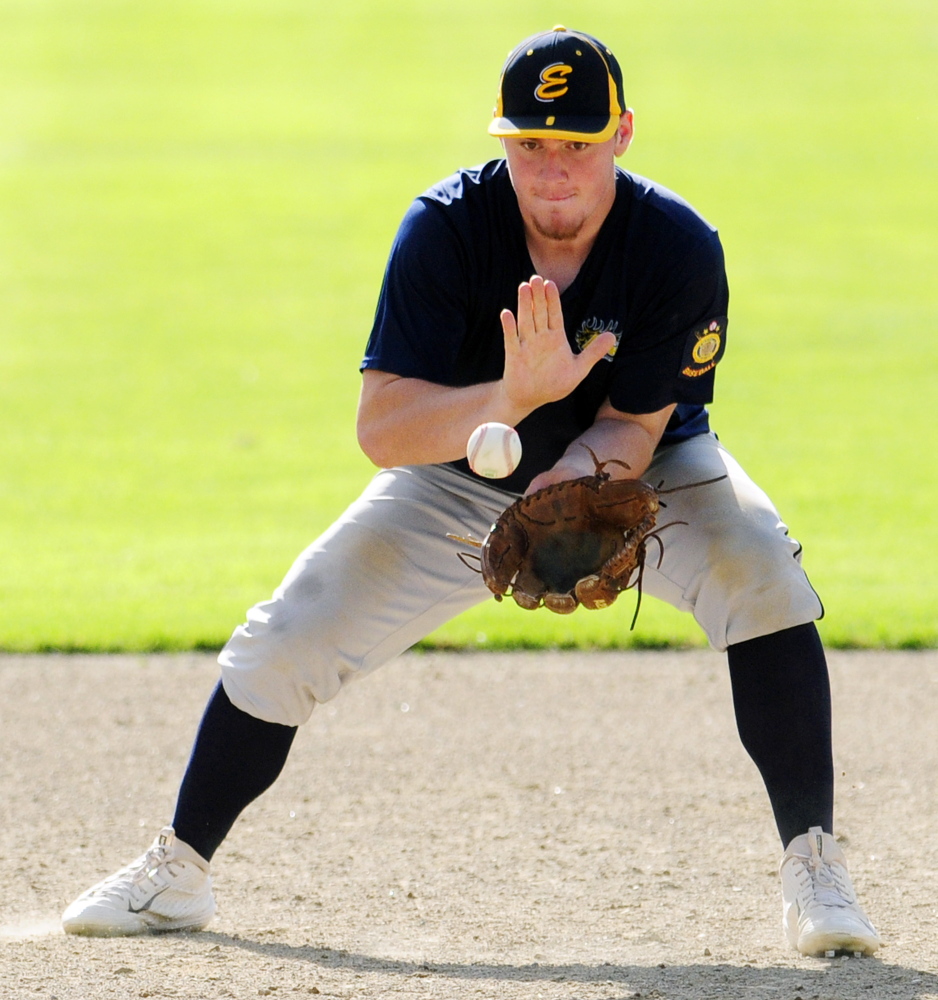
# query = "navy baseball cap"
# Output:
<box><xmin>488</xmin><ymin>26</ymin><xmax>625</xmax><ymax>142</ymax></box>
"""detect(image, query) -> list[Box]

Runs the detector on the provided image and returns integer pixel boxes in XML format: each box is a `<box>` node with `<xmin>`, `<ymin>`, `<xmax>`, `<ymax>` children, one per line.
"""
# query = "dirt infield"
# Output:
<box><xmin>2</xmin><ymin>649</ymin><xmax>937</xmax><ymax>999</ymax></box>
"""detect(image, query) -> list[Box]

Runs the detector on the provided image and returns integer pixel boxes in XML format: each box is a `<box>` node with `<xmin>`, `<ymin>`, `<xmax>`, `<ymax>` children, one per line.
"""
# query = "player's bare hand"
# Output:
<box><xmin>524</xmin><ymin>461</ymin><xmax>584</xmax><ymax>496</ymax></box>
<box><xmin>523</xmin><ymin>446</ymin><xmax>618</xmax><ymax>495</ymax></box>
<box><xmin>500</xmin><ymin>275</ymin><xmax>616</xmax><ymax>415</ymax></box>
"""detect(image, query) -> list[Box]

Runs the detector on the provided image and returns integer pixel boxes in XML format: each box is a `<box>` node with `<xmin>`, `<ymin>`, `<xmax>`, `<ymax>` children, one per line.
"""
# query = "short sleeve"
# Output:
<box><xmin>361</xmin><ymin>199</ymin><xmax>470</xmax><ymax>384</ymax></box>
<box><xmin>608</xmin><ymin>232</ymin><xmax>729</xmax><ymax>413</ymax></box>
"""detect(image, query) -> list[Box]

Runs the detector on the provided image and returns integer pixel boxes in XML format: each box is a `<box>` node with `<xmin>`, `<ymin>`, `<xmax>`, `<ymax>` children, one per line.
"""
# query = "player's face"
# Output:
<box><xmin>502</xmin><ymin>115</ymin><xmax>633</xmax><ymax>244</ymax></box>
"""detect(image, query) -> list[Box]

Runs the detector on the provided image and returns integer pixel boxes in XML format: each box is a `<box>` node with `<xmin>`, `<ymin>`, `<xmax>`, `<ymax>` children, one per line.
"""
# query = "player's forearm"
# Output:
<box><xmin>356</xmin><ymin>371</ymin><xmax>529</xmax><ymax>468</ymax></box>
<box><xmin>562</xmin><ymin>417</ymin><xmax>660</xmax><ymax>480</ymax></box>
<box><xmin>524</xmin><ymin>403</ymin><xmax>675</xmax><ymax>494</ymax></box>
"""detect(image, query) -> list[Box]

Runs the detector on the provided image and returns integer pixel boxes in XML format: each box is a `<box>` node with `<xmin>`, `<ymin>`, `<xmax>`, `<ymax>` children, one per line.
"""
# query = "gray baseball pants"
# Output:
<box><xmin>219</xmin><ymin>432</ymin><xmax>823</xmax><ymax>727</ymax></box>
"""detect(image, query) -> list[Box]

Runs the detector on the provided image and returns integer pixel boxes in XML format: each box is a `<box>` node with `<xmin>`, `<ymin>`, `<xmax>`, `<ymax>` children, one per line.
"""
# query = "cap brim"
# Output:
<box><xmin>488</xmin><ymin>114</ymin><xmax>619</xmax><ymax>143</ymax></box>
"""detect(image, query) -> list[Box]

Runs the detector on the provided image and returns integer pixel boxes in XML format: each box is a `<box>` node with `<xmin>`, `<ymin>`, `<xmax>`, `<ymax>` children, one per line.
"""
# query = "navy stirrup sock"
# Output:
<box><xmin>727</xmin><ymin>622</ymin><xmax>834</xmax><ymax>848</ymax></box>
<box><xmin>172</xmin><ymin>681</ymin><xmax>297</xmax><ymax>862</ymax></box>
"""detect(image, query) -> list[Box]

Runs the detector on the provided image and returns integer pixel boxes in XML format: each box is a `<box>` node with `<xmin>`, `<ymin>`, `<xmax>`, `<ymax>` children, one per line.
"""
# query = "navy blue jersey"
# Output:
<box><xmin>362</xmin><ymin>158</ymin><xmax>728</xmax><ymax>494</ymax></box>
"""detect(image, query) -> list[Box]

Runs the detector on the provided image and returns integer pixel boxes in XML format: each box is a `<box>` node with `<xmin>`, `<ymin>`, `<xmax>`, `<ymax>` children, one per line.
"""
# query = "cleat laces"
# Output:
<box><xmin>795</xmin><ymin>831</ymin><xmax>856</xmax><ymax>912</ymax></box>
<box><xmin>88</xmin><ymin>837</ymin><xmax>179</xmax><ymax>905</ymax></box>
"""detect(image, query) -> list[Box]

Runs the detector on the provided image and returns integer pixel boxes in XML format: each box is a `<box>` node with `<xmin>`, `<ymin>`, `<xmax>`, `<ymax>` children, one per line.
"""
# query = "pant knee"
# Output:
<box><xmin>692</xmin><ymin>523</ymin><xmax>823</xmax><ymax>651</ymax></box>
<box><xmin>219</xmin><ymin>609</ymin><xmax>349</xmax><ymax>727</ymax></box>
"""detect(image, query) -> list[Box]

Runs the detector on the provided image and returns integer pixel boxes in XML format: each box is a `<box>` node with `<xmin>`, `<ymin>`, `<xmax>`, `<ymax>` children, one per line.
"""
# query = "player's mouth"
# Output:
<box><xmin>536</xmin><ymin>191</ymin><xmax>577</xmax><ymax>202</ymax></box>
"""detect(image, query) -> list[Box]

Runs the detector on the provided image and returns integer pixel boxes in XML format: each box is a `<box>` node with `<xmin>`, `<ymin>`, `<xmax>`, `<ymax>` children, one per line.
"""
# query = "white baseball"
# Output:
<box><xmin>466</xmin><ymin>422</ymin><xmax>522</xmax><ymax>479</ymax></box>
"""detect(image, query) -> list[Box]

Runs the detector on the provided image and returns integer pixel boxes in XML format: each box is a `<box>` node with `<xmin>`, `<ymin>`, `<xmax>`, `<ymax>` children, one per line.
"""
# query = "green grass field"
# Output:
<box><xmin>2</xmin><ymin>0</ymin><xmax>935</xmax><ymax>652</ymax></box>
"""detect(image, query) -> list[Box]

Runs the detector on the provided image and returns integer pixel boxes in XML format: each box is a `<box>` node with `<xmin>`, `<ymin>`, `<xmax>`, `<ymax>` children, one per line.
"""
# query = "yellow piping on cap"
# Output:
<box><xmin>487</xmin><ymin>115</ymin><xmax>621</xmax><ymax>143</ymax></box>
<box><xmin>492</xmin><ymin>71</ymin><xmax>505</xmax><ymax>117</ymax></box>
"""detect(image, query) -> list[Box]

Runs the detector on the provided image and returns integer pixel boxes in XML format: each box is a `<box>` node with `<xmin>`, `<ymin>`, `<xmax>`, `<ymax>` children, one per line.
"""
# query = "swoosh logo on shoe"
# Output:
<box><xmin>128</xmin><ymin>886</ymin><xmax>169</xmax><ymax>914</ymax></box>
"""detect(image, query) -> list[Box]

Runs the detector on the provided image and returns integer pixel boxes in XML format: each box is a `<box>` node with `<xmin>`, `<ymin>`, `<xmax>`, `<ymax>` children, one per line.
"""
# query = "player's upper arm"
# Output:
<box><xmin>361</xmin><ymin>199</ymin><xmax>469</xmax><ymax>383</ymax></box>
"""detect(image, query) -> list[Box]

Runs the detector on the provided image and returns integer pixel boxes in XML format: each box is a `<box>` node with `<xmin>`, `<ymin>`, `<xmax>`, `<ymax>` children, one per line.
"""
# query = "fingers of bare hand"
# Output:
<box><xmin>529</xmin><ymin>276</ymin><xmax>550</xmax><ymax>332</ymax></box>
<box><xmin>515</xmin><ymin>281</ymin><xmax>534</xmax><ymax>343</ymax></box>
<box><xmin>500</xmin><ymin>307</ymin><xmax>519</xmax><ymax>344</ymax></box>
<box><xmin>521</xmin><ymin>276</ymin><xmax>563</xmax><ymax>339</ymax></box>
<box><xmin>544</xmin><ymin>278</ymin><xmax>563</xmax><ymax>332</ymax></box>
<box><xmin>579</xmin><ymin>330</ymin><xmax>616</xmax><ymax>366</ymax></box>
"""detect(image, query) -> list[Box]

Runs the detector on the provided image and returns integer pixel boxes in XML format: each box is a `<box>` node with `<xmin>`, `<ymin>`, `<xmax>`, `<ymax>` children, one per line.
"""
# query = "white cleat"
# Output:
<box><xmin>780</xmin><ymin>826</ymin><xmax>880</xmax><ymax>957</ymax></box>
<box><xmin>62</xmin><ymin>827</ymin><xmax>215</xmax><ymax>936</ymax></box>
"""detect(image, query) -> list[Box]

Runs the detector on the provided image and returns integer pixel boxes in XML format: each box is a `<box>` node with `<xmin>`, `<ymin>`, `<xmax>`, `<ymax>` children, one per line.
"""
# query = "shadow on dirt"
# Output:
<box><xmin>198</xmin><ymin>932</ymin><xmax>937</xmax><ymax>1000</ymax></box>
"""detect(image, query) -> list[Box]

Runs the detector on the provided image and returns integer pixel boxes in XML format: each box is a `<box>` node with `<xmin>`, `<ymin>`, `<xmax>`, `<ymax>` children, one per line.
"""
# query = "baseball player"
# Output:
<box><xmin>62</xmin><ymin>26</ymin><xmax>878</xmax><ymax>957</ymax></box>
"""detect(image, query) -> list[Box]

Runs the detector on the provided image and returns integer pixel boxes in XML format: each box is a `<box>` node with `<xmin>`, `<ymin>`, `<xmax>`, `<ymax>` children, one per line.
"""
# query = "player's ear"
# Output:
<box><xmin>614</xmin><ymin>111</ymin><xmax>634</xmax><ymax>157</ymax></box>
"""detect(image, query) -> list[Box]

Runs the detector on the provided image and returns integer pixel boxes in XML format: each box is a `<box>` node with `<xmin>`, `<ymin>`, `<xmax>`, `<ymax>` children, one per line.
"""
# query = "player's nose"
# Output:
<box><xmin>538</xmin><ymin>148</ymin><xmax>568</xmax><ymax>180</ymax></box>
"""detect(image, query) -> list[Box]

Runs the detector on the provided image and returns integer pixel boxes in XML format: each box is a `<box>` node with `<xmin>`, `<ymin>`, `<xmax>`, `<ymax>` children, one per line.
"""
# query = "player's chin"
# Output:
<box><xmin>531</xmin><ymin>215</ymin><xmax>584</xmax><ymax>242</ymax></box>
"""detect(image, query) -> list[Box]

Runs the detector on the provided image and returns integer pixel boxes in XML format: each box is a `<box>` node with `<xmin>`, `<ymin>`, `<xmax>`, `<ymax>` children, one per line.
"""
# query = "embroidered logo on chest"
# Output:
<box><xmin>575</xmin><ymin>317</ymin><xmax>622</xmax><ymax>361</ymax></box>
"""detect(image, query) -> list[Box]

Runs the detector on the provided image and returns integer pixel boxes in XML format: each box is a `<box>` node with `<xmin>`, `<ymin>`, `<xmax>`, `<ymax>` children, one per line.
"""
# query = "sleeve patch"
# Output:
<box><xmin>679</xmin><ymin>317</ymin><xmax>727</xmax><ymax>379</ymax></box>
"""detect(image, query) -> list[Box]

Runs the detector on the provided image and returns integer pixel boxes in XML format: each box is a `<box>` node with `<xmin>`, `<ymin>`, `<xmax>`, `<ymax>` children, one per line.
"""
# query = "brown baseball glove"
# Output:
<box><xmin>450</xmin><ymin>445</ymin><xmax>726</xmax><ymax>626</ymax></box>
